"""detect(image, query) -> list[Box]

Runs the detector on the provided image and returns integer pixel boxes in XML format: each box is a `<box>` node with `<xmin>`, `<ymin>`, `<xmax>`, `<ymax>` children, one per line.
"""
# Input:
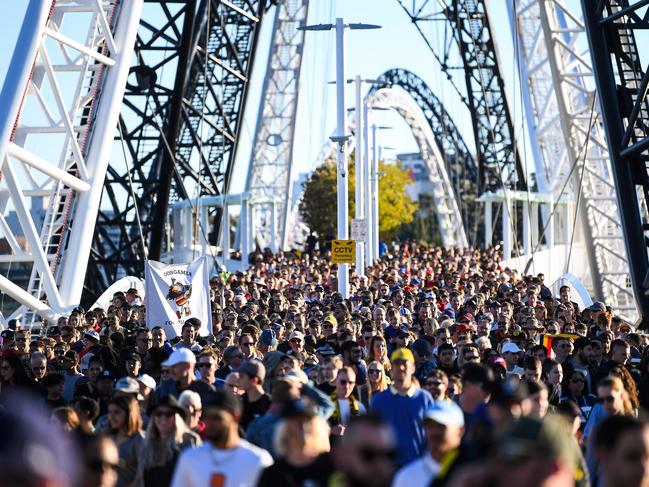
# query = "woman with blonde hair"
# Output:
<box><xmin>257</xmin><ymin>399</ymin><xmax>332</xmax><ymax>486</ymax></box>
<box><xmin>107</xmin><ymin>395</ymin><xmax>144</xmax><ymax>487</ymax></box>
<box><xmin>135</xmin><ymin>395</ymin><xmax>200</xmax><ymax>487</ymax></box>
<box><xmin>359</xmin><ymin>361</ymin><xmax>389</xmax><ymax>409</ymax></box>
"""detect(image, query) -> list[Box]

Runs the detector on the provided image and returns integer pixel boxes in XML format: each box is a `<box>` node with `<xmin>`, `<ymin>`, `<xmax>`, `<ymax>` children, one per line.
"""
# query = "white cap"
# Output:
<box><xmin>162</xmin><ymin>348</ymin><xmax>196</xmax><ymax>367</ymax></box>
<box><xmin>289</xmin><ymin>331</ymin><xmax>305</xmax><ymax>341</ymax></box>
<box><xmin>424</xmin><ymin>400</ymin><xmax>465</xmax><ymax>428</ymax></box>
<box><xmin>115</xmin><ymin>377</ymin><xmax>141</xmax><ymax>396</ymax></box>
<box><xmin>502</xmin><ymin>342</ymin><xmax>523</xmax><ymax>354</ymax></box>
<box><xmin>137</xmin><ymin>374</ymin><xmax>156</xmax><ymax>390</ymax></box>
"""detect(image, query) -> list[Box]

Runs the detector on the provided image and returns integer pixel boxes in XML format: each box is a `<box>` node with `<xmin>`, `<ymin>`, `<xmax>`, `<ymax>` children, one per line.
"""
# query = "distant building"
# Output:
<box><xmin>397</xmin><ymin>153</ymin><xmax>434</xmax><ymax>201</ymax></box>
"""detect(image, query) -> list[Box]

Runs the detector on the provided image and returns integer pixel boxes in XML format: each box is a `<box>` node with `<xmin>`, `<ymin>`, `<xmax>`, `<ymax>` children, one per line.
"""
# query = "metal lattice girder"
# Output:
<box><xmin>246</xmin><ymin>0</ymin><xmax>309</xmax><ymax>250</ymax></box>
<box><xmin>0</xmin><ymin>0</ymin><xmax>142</xmax><ymax>324</ymax></box>
<box><xmin>369</xmin><ymin>68</ymin><xmax>480</xmax><ymax>244</ymax></box>
<box><xmin>512</xmin><ymin>0</ymin><xmax>636</xmax><ymax>319</ymax></box>
<box><xmin>580</xmin><ymin>0</ymin><xmax>649</xmax><ymax>325</ymax></box>
<box><xmin>86</xmin><ymin>0</ymin><xmax>268</xmax><ymax>300</ymax></box>
<box><xmin>396</xmin><ymin>0</ymin><xmax>527</xmax><ymax>192</ymax></box>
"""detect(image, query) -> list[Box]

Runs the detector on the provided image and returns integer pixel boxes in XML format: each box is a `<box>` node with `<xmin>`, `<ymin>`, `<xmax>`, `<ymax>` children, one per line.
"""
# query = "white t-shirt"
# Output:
<box><xmin>170</xmin><ymin>440</ymin><xmax>273</xmax><ymax>487</ymax></box>
<box><xmin>392</xmin><ymin>454</ymin><xmax>440</xmax><ymax>487</ymax></box>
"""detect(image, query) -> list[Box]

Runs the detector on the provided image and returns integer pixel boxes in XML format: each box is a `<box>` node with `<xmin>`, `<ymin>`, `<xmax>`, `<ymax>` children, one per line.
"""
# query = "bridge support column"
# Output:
<box><xmin>503</xmin><ymin>201</ymin><xmax>512</xmax><ymax>261</ymax></box>
<box><xmin>531</xmin><ymin>203</ymin><xmax>539</xmax><ymax>252</ymax></box>
<box><xmin>485</xmin><ymin>201</ymin><xmax>493</xmax><ymax>249</ymax></box>
<box><xmin>222</xmin><ymin>202</ymin><xmax>230</xmax><ymax>267</ymax></box>
<box><xmin>241</xmin><ymin>198</ymin><xmax>250</xmax><ymax>269</ymax></box>
<box><xmin>523</xmin><ymin>200</ymin><xmax>531</xmax><ymax>257</ymax></box>
<box><xmin>270</xmin><ymin>202</ymin><xmax>278</xmax><ymax>253</ymax></box>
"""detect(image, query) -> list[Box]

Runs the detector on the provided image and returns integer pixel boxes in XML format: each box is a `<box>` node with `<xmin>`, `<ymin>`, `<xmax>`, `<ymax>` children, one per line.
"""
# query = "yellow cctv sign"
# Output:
<box><xmin>331</xmin><ymin>240</ymin><xmax>356</xmax><ymax>264</ymax></box>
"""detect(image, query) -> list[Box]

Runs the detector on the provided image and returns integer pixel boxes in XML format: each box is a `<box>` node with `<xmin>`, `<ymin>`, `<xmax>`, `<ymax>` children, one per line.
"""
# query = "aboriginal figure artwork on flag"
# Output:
<box><xmin>145</xmin><ymin>257</ymin><xmax>212</xmax><ymax>339</ymax></box>
<box><xmin>166</xmin><ymin>280</ymin><xmax>192</xmax><ymax>319</ymax></box>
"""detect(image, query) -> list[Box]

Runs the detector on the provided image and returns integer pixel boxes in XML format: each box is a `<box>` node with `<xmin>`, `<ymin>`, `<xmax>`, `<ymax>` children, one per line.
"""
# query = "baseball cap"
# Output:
<box><xmin>115</xmin><ymin>377</ymin><xmax>141</xmax><ymax>395</ymax></box>
<box><xmin>424</xmin><ymin>400</ymin><xmax>465</xmax><ymax>428</ymax></box>
<box><xmin>390</xmin><ymin>348</ymin><xmax>415</xmax><ymax>364</ymax></box>
<box><xmin>238</xmin><ymin>359</ymin><xmax>266</xmax><ymax>382</ymax></box>
<box><xmin>502</xmin><ymin>342</ymin><xmax>523</xmax><ymax>354</ymax></box>
<box><xmin>488</xmin><ymin>356</ymin><xmax>507</xmax><ymax>368</ymax></box>
<box><xmin>162</xmin><ymin>348</ymin><xmax>196</xmax><ymax>367</ymax></box>
<box><xmin>260</xmin><ymin>329</ymin><xmax>279</xmax><ymax>346</ymax></box>
<box><xmin>137</xmin><ymin>374</ymin><xmax>156</xmax><ymax>390</ymax></box>
<box><xmin>126</xmin><ymin>352</ymin><xmax>141</xmax><ymax>363</ymax></box>
<box><xmin>204</xmin><ymin>390</ymin><xmax>242</xmax><ymax>416</ymax></box>
<box><xmin>496</xmin><ymin>416</ymin><xmax>580</xmax><ymax>465</ymax></box>
<box><xmin>84</xmin><ymin>330</ymin><xmax>100</xmax><ymax>343</ymax></box>
<box><xmin>96</xmin><ymin>370</ymin><xmax>115</xmax><ymax>381</ymax></box>
<box><xmin>289</xmin><ymin>331</ymin><xmax>305</xmax><ymax>341</ymax></box>
<box><xmin>316</xmin><ymin>345</ymin><xmax>336</xmax><ymax>357</ymax></box>
<box><xmin>588</xmin><ymin>301</ymin><xmax>606</xmax><ymax>312</ymax></box>
<box><xmin>323</xmin><ymin>315</ymin><xmax>337</xmax><ymax>326</ymax></box>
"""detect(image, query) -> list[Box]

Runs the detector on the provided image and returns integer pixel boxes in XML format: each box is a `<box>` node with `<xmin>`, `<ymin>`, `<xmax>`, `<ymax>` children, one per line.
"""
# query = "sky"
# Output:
<box><xmin>0</xmin><ymin>0</ymin><xmax>528</xmax><ymax>196</ymax></box>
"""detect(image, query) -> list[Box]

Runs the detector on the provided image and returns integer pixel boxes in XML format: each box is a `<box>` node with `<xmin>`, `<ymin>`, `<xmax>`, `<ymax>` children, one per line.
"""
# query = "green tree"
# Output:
<box><xmin>299</xmin><ymin>157</ymin><xmax>417</xmax><ymax>244</ymax></box>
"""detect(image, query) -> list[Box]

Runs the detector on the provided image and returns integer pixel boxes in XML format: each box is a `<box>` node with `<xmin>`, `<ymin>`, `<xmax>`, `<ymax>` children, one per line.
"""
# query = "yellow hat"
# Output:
<box><xmin>390</xmin><ymin>348</ymin><xmax>415</xmax><ymax>364</ymax></box>
<box><xmin>323</xmin><ymin>315</ymin><xmax>338</xmax><ymax>326</ymax></box>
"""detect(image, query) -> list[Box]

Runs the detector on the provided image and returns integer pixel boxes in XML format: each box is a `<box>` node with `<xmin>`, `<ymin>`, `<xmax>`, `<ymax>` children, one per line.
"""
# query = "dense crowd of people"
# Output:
<box><xmin>2</xmin><ymin>242</ymin><xmax>649</xmax><ymax>487</ymax></box>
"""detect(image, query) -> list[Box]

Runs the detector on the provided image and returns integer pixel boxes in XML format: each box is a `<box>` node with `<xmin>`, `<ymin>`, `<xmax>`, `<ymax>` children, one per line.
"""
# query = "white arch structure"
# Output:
<box><xmin>287</xmin><ymin>86</ymin><xmax>468</xmax><ymax>249</ymax></box>
<box><xmin>365</xmin><ymin>87</ymin><xmax>468</xmax><ymax>248</ymax></box>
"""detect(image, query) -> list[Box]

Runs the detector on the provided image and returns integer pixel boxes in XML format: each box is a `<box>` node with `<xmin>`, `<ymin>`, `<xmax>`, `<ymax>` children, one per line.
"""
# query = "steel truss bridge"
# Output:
<box><xmin>0</xmin><ymin>0</ymin><xmax>648</xmax><ymax>326</ymax></box>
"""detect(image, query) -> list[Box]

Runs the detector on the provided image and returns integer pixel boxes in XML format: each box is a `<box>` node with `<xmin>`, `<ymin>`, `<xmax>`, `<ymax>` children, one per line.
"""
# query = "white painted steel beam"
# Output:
<box><xmin>0</xmin><ymin>0</ymin><xmax>144</xmax><ymax>325</ymax></box>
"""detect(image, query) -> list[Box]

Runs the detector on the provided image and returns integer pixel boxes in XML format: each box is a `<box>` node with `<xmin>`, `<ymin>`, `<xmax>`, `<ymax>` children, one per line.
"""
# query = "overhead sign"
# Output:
<box><xmin>351</xmin><ymin>218</ymin><xmax>367</xmax><ymax>240</ymax></box>
<box><xmin>331</xmin><ymin>240</ymin><xmax>356</xmax><ymax>264</ymax></box>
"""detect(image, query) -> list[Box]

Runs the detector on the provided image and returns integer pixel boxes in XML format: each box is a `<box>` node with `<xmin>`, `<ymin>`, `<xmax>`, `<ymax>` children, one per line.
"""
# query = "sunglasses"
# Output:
<box><xmin>161</xmin><ymin>369</ymin><xmax>170</xmax><ymax>374</ymax></box>
<box><xmin>358</xmin><ymin>446</ymin><xmax>397</xmax><ymax>463</ymax></box>
<box><xmin>86</xmin><ymin>459</ymin><xmax>120</xmax><ymax>474</ymax></box>
<box><xmin>32</xmin><ymin>366</ymin><xmax>46</xmax><ymax>371</ymax></box>
<box><xmin>598</xmin><ymin>395</ymin><xmax>615</xmax><ymax>404</ymax></box>
<box><xmin>426</xmin><ymin>381</ymin><xmax>443</xmax><ymax>387</ymax></box>
<box><xmin>570</xmin><ymin>378</ymin><xmax>585</xmax><ymax>383</ymax></box>
<box><xmin>154</xmin><ymin>410</ymin><xmax>175</xmax><ymax>418</ymax></box>
<box><xmin>198</xmin><ymin>362</ymin><xmax>214</xmax><ymax>368</ymax></box>
<box><xmin>368</xmin><ymin>369</ymin><xmax>382</xmax><ymax>374</ymax></box>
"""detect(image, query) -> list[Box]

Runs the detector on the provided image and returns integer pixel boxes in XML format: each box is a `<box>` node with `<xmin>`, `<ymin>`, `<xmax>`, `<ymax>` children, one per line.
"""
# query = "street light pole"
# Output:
<box><xmin>363</xmin><ymin>101</ymin><xmax>372</xmax><ymax>267</ymax></box>
<box><xmin>333</xmin><ymin>18</ymin><xmax>350</xmax><ymax>298</ymax></box>
<box><xmin>371</xmin><ymin>123</ymin><xmax>379</xmax><ymax>261</ymax></box>
<box><xmin>299</xmin><ymin>19</ymin><xmax>380</xmax><ymax>298</ymax></box>
<box><xmin>354</xmin><ymin>75</ymin><xmax>364</xmax><ymax>277</ymax></box>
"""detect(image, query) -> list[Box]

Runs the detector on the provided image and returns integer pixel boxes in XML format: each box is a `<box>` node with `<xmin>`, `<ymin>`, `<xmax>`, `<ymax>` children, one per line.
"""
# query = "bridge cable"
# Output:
<box><xmin>565</xmin><ymin>95</ymin><xmax>596</xmax><ymax>273</ymax></box>
<box><xmin>117</xmin><ymin>121</ymin><xmax>148</xmax><ymax>261</ymax></box>
<box><xmin>522</xmin><ymin>94</ymin><xmax>597</xmax><ymax>275</ymax></box>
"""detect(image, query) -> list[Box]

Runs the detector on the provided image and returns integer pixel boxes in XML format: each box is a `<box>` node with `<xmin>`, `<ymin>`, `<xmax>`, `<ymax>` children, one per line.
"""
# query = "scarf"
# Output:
<box><xmin>329</xmin><ymin>391</ymin><xmax>360</xmax><ymax>425</ymax></box>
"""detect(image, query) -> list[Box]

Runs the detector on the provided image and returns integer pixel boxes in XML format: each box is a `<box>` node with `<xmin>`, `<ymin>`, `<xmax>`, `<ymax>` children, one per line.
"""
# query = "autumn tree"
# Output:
<box><xmin>299</xmin><ymin>156</ymin><xmax>417</xmax><ymax>244</ymax></box>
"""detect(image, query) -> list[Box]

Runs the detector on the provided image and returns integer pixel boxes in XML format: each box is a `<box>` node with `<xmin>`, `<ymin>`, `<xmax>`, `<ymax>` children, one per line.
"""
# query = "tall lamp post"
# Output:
<box><xmin>370</xmin><ymin>123</ymin><xmax>392</xmax><ymax>262</ymax></box>
<box><xmin>299</xmin><ymin>18</ymin><xmax>380</xmax><ymax>298</ymax></box>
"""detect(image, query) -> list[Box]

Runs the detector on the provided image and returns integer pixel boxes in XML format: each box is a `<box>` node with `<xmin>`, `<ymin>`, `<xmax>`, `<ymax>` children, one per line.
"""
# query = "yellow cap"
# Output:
<box><xmin>390</xmin><ymin>348</ymin><xmax>415</xmax><ymax>363</ymax></box>
<box><xmin>323</xmin><ymin>315</ymin><xmax>338</xmax><ymax>326</ymax></box>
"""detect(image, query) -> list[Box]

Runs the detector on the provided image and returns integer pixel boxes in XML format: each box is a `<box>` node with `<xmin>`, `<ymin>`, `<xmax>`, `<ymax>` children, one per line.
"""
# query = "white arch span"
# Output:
<box><xmin>286</xmin><ymin>87</ymin><xmax>469</xmax><ymax>248</ymax></box>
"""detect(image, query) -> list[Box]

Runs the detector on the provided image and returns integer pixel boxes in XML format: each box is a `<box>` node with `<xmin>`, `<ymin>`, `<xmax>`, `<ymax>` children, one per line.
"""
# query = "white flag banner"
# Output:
<box><xmin>145</xmin><ymin>257</ymin><xmax>212</xmax><ymax>339</ymax></box>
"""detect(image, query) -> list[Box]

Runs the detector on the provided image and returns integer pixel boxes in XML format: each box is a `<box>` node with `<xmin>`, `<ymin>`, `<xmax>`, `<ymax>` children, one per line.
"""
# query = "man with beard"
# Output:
<box><xmin>170</xmin><ymin>389</ymin><xmax>273</xmax><ymax>487</ymax></box>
